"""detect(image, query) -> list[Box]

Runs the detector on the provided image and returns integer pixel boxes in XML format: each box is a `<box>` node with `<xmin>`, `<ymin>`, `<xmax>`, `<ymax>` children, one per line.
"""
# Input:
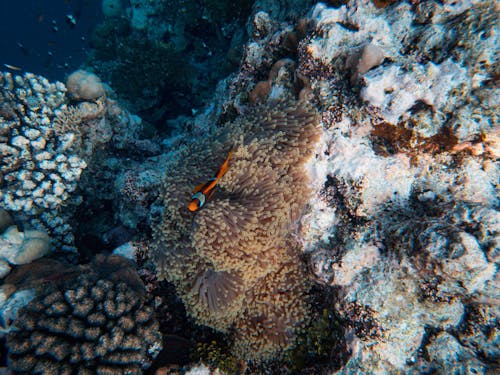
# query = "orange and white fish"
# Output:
<box><xmin>188</xmin><ymin>149</ymin><xmax>234</xmax><ymax>212</ymax></box>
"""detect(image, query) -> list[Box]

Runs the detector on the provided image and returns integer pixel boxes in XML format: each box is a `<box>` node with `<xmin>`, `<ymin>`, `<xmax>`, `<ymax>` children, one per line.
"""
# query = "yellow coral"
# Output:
<box><xmin>153</xmin><ymin>100</ymin><xmax>320</xmax><ymax>361</ymax></box>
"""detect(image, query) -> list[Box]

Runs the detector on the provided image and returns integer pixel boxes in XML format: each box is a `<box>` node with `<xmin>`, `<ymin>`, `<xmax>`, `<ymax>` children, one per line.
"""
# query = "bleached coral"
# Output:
<box><xmin>0</xmin><ymin>226</ymin><xmax>50</xmax><ymax>278</ymax></box>
<box><xmin>229</xmin><ymin>0</ymin><xmax>500</xmax><ymax>372</ymax></box>
<box><xmin>309</xmin><ymin>0</ymin><xmax>498</xmax><ymax>141</ymax></box>
<box><xmin>141</xmin><ymin>0</ymin><xmax>496</xmax><ymax>370</ymax></box>
<box><xmin>360</xmin><ymin>60</ymin><xmax>467</xmax><ymax>126</ymax></box>
<box><xmin>144</xmin><ymin>0</ymin><xmax>498</xmax><ymax>371</ymax></box>
<box><xmin>308</xmin><ymin>1</ymin><xmax>411</xmax><ymax>73</ymax></box>
<box><xmin>0</xmin><ymin>71</ymin><xmax>142</xmax><ymax>249</ymax></box>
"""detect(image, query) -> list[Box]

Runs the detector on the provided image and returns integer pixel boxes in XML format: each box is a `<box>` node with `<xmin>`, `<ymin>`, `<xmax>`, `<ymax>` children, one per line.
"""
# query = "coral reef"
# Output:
<box><xmin>0</xmin><ymin>70</ymin><xmax>142</xmax><ymax>250</ymax></box>
<box><xmin>6</xmin><ymin>254</ymin><xmax>162</xmax><ymax>374</ymax></box>
<box><xmin>0</xmin><ymin>224</ymin><xmax>50</xmax><ymax>278</ymax></box>
<box><xmin>66</xmin><ymin>70</ymin><xmax>105</xmax><ymax>101</ymax></box>
<box><xmin>153</xmin><ymin>99</ymin><xmax>321</xmax><ymax>361</ymax></box>
<box><xmin>1</xmin><ymin>0</ymin><xmax>497</xmax><ymax>373</ymax></box>
<box><xmin>0</xmin><ymin>71</ymin><xmax>86</xmax><ymax>220</ymax></box>
<box><xmin>284</xmin><ymin>0</ymin><xmax>499</xmax><ymax>373</ymax></box>
<box><xmin>157</xmin><ymin>0</ymin><xmax>496</xmax><ymax>372</ymax></box>
<box><xmin>89</xmin><ymin>0</ymin><xmax>253</xmax><ymax>123</ymax></box>
<box><xmin>82</xmin><ymin>0</ymin><xmax>497</xmax><ymax>371</ymax></box>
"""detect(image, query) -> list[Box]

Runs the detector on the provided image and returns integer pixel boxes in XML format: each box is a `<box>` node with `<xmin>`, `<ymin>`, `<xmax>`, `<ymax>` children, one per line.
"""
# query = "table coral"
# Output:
<box><xmin>153</xmin><ymin>100</ymin><xmax>321</xmax><ymax>361</ymax></box>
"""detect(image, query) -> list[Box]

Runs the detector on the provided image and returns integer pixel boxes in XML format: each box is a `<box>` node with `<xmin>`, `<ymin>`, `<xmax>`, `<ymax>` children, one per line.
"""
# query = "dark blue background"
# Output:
<box><xmin>0</xmin><ymin>0</ymin><xmax>103</xmax><ymax>81</ymax></box>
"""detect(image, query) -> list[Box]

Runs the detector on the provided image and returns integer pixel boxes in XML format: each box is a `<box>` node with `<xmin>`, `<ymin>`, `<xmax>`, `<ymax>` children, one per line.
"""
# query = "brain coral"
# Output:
<box><xmin>153</xmin><ymin>100</ymin><xmax>321</xmax><ymax>361</ymax></box>
<box><xmin>7</xmin><ymin>254</ymin><xmax>162</xmax><ymax>374</ymax></box>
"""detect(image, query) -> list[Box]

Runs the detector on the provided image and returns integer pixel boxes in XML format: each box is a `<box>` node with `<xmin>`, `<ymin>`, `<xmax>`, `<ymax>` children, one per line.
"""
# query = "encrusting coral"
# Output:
<box><xmin>288</xmin><ymin>1</ymin><xmax>499</xmax><ymax>373</ymax></box>
<box><xmin>6</xmin><ymin>254</ymin><xmax>162</xmax><ymax>374</ymax></box>
<box><xmin>153</xmin><ymin>99</ymin><xmax>321</xmax><ymax>361</ymax></box>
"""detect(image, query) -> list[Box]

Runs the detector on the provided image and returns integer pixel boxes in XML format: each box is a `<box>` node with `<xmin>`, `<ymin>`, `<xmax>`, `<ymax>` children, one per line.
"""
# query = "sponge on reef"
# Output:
<box><xmin>153</xmin><ymin>100</ymin><xmax>320</xmax><ymax>361</ymax></box>
<box><xmin>66</xmin><ymin>70</ymin><xmax>105</xmax><ymax>101</ymax></box>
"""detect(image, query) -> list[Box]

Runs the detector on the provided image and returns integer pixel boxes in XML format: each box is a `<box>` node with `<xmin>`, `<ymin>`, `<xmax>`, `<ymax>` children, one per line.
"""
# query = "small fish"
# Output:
<box><xmin>65</xmin><ymin>14</ymin><xmax>76</xmax><ymax>28</ymax></box>
<box><xmin>3</xmin><ymin>64</ymin><xmax>22</xmax><ymax>71</ymax></box>
<box><xmin>17</xmin><ymin>42</ymin><xmax>29</xmax><ymax>56</ymax></box>
<box><xmin>188</xmin><ymin>149</ymin><xmax>234</xmax><ymax>212</ymax></box>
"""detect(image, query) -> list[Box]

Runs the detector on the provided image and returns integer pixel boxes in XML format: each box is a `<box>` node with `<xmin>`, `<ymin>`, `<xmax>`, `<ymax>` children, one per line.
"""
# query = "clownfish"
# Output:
<box><xmin>188</xmin><ymin>149</ymin><xmax>234</xmax><ymax>212</ymax></box>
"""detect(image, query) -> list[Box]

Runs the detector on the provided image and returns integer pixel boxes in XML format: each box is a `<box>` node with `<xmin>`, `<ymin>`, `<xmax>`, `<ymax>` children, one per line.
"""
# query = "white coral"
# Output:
<box><xmin>0</xmin><ymin>226</ymin><xmax>50</xmax><ymax>277</ymax></box>
<box><xmin>361</xmin><ymin>60</ymin><xmax>467</xmax><ymax>125</ymax></box>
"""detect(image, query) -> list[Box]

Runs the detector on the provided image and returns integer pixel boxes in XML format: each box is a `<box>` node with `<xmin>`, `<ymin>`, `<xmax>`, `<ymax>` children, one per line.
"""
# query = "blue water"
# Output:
<box><xmin>0</xmin><ymin>0</ymin><xmax>102</xmax><ymax>81</ymax></box>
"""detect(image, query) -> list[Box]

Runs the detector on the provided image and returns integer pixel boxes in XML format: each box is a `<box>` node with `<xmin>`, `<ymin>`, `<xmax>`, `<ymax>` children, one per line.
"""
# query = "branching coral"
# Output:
<box><xmin>0</xmin><ymin>70</ymin><xmax>142</xmax><ymax>250</ymax></box>
<box><xmin>153</xmin><ymin>100</ymin><xmax>320</xmax><ymax>361</ymax></box>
